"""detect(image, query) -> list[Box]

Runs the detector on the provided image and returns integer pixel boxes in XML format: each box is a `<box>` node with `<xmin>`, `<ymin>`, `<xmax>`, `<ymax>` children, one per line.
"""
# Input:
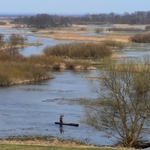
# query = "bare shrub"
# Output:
<box><xmin>95</xmin><ymin>28</ymin><xmax>104</xmax><ymax>33</ymax></box>
<box><xmin>43</xmin><ymin>43</ymin><xmax>112</xmax><ymax>59</ymax></box>
<box><xmin>7</xmin><ymin>34</ymin><xmax>27</xmax><ymax>46</ymax></box>
<box><xmin>130</xmin><ymin>33</ymin><xmax>150</xmax><ymax>43</ymax></box>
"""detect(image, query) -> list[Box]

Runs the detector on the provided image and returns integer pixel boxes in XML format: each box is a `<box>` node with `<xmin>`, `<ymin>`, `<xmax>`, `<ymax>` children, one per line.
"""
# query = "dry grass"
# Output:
<box><xmin>0</xmin><ymin>139</ymin><xmax>137</xmax><ymax>150</ymax></box>
<box><xmin>0</xmin><ymin>139</ymin><xmax>95</xmax><ymax>148</ymax></box>
<box><xmin>0</xmin><ymin>22</ymin><xmax>131</xmax><ymax>43</ymax></box>
<box><xmin>36</xmin><ymin>24</ymin><xmax>147</xmax><ymax>43</ymax></box>
<box><xmin>0</xmin><ymin>19</ymin><xmax>14</xmax><ymax>28</ymax></box>
<box><xmin>112</xmin><ymin>24</ymin><xmax>146</xmax><ymax>29</ymax></box>
<box><xmin>38</xmin><ymin>30</ymin><xmax>130</xmax><ymax>43</ymax></box>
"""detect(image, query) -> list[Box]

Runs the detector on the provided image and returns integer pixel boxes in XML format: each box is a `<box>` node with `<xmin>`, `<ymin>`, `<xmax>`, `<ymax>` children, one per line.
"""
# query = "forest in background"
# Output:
<box><xmin>12</xmin><ymin>11</ymin><xmax>150</xmax><ymax>28</ymax></box>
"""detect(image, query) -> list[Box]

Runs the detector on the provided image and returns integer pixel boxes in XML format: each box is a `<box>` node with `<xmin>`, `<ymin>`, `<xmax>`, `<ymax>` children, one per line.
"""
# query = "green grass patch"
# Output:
<box><xmin>0</xmin><ymin>144</ymin><xmax>116</xmax><ymax>150</ymax></box>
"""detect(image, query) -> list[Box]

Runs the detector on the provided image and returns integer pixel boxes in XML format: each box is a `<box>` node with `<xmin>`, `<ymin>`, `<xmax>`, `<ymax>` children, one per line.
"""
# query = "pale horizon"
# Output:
<box><xmin>0</xmin><ymin>0</ymin><xmax>149</xmax><ymax>15</ymax></box>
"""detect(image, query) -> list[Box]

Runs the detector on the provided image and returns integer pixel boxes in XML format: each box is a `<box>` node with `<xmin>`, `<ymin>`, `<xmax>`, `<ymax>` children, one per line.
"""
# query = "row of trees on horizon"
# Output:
<box><xmin>12</xmin><ymin>11</ymin><xmax>150</xmax><ymax>28</ymax></box>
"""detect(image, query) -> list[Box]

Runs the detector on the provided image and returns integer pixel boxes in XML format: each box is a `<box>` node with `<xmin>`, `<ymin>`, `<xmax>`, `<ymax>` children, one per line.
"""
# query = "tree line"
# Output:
<box><xmin>12</xmin><ymin>11</ymin><xmax>150</xmax><ymax>29</ymax></box>
<box><xmin>12</xmin><ymin>14</ymin><xmax>71</xmax><ymax>28</ymax></box>
<box><xmin>78</xmin><ymin>11</ymin><xmax>150</xmax><ymax>24</ymax></box>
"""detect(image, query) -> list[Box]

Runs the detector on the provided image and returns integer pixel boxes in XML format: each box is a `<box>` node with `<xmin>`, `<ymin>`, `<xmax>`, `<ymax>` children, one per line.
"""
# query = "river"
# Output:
<box><xmin>0</xmin><ymin>27</ymin><xmax>150</xmax><ymax>146</ymax></box>
<box><xmin>0</xmin><ymin>70</ymin><xmax>111</xmax><ymax>145</ymax></box>
<box><xmin>0</xmin><ymin>28</ymin><xmax>113</xmax><ymax>146</ymax></box>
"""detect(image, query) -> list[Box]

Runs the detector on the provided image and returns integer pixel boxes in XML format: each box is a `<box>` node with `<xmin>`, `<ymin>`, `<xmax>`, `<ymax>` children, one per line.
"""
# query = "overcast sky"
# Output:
<box><xmin>0</xmin><ymin>0</ymin><xmax>149</xmax><ymax>15</ymax></box>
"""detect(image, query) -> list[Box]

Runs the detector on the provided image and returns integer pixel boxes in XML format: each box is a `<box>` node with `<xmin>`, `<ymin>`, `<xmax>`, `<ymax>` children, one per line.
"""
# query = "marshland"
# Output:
<box><xmin>0</xmin><ymin>12</ymin><xmax>150</xmax><ymax>149</ymax></box>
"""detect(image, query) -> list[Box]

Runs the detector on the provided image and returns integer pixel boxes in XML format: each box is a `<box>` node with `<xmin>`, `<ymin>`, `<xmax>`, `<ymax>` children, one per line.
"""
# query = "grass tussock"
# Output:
<box><xmin>43</xmin><ymin>43</ymin><xmax>112</xmax><ymax>59</ymax></box>
<box><xmin>130</xmin><ymin>33</ymin><xmax>150</xmax><ymax>43</ymax></box>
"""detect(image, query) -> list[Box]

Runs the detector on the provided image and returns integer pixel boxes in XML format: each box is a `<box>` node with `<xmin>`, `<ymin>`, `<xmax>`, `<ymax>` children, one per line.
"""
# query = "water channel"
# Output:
<box><xmin>0</xmin><ymin>27</ymin><xmax>150</xmax><ymax>146</ymax></box>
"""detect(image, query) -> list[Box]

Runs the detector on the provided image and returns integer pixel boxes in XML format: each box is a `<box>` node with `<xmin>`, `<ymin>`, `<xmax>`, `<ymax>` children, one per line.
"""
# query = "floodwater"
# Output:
<box><xmin>0</xmin><ymin>70</ymin><xmax>113</xmax><ymax>145</ymax></box>
<box><xmin>0</xmin><ymin>28</ymin><xmax>71</xmax><ymax>56</ymax></box>
<box><xmin>118</xmin><ymin>43</ymin><xmax>150</xmax><ymax>58</ymax></box>
<box><xmin>0</xmin><ymin>27</ymin><xmax>150</xmax><ymax>146</ymax></box>
<box><xmin>19</xmin><ymin>35</ymin><xmax>71</xmax><ymax>56</ymax></box>
<box><xmin>0</xmin><ymin>28</ymin><xmax>113</xmax><ymax>145</ymax></box>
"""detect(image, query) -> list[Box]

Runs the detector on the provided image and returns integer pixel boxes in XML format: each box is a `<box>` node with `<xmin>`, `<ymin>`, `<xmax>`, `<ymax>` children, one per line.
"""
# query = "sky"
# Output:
<box><xmin>0</xmin><ymin>0</ymin><xmax>149</xmax><ymax>15</ymax></box>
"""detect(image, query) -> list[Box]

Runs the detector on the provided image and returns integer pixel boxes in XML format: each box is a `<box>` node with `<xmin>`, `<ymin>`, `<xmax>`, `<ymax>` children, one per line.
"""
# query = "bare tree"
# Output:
<box><xmin>0</xmin><ymin>34</ymin><xmax>5</xmax><ymax>48</ymax></box>
<box><xmin>7</xmin><ymin>34</ymin><xmax>27</xmax><ymax>46</ymax></box>
<box><xmin>82</xmin><ymin>57</ymin><xmax>150</xmax><ymax>147</ymax></box>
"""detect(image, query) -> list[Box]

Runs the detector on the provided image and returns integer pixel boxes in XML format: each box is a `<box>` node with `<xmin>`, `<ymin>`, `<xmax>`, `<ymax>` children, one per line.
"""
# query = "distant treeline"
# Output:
<box><xmin>77</xmin><ymin>11</ymin><xmax>150</xmax><ymax>24</ymax></box>
<box><xmin>12</xmin><ymin>11</ymin><xmax>150</xmax><ymax>28</ymax></box>
<box><xmin>12</xmin><ymin>14</ymin><xmax>71</xmax><ymax>28</ymax></box>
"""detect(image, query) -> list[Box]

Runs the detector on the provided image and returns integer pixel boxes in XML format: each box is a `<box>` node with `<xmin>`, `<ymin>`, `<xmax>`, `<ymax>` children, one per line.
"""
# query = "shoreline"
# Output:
<box><xmin>9</xmin><ymin>75</ymin><xmax>54</xmax><ymax>85</ymax></box>
<box><xmin>0</xmin><ymin>135</ymin><xmax>96</xmax><ymax>148</ymax></box>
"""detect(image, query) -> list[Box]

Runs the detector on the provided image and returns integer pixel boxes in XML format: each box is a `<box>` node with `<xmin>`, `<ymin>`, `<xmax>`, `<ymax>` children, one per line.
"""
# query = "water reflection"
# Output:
<box><xmin>60</xmin><ymin>125</ymin><xmax>64</xmax><ymax>134</ymax></box>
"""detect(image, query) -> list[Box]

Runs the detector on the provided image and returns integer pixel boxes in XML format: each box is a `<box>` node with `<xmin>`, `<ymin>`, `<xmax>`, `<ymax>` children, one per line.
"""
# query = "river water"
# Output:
<box><xmin>0</xmin><ymin>27</ymin><xmax>150</xmax><ymax>146</ymax></box>
<box><xmin>0</xmin><ymin>70</ymin><xmax>110</xmax><ymax>145</ymax></box>
<box><xmin>0</xmin><ymin>28</ymin><xmax>112</xmax><ymax>145</ymax></box>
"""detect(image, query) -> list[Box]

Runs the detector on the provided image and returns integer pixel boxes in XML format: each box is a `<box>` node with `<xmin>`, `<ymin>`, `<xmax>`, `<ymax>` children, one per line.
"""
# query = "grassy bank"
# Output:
<box><xmin>0</xmin><ymin>136</ymin><xmax>135</xmax><ymax>150</ymax></box>
<box><xmin>0</xmin><ymin>51</ymin><xmax>93</xmax><ymax>86</ymax></box>
<box><xmin>0</xmin><ymin>144</ymin><xmax>117</xmax><ymax>150</ymax></box>
<box><xmin>0</xmin><ymin>137</ymin><xmax>109</xmax><ymax>150</ymax></box>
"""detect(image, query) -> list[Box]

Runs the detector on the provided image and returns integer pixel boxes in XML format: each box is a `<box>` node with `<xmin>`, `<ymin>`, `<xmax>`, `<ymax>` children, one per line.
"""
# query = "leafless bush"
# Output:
<box><xmin>43</xmin><ymin>43</ymin><xmax>112</xmax><ymax>59</ymax></box>
<box><xmin>130</xmin><ymin>33</ymin><xmax>150</xmax><ymax>43</ymax></box>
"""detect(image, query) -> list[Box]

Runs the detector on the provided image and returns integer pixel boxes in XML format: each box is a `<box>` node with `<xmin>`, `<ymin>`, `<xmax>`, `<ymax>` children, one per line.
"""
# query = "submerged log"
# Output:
<box><xmin>55</xmin><ymin>122</ymin><xmax>79</xmax><ymax>127</ymax></box>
